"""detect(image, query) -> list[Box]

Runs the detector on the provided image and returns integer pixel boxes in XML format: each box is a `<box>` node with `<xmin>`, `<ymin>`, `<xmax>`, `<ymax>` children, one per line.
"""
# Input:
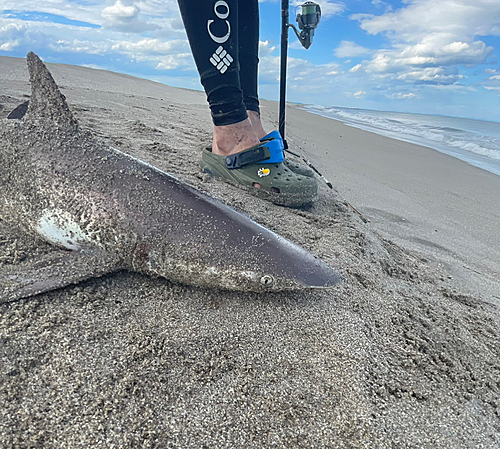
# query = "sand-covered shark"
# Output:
<box><xmin>0</xmin><ymin>53</ymin><xmax>341</xmax><ymax>302</ymax></box>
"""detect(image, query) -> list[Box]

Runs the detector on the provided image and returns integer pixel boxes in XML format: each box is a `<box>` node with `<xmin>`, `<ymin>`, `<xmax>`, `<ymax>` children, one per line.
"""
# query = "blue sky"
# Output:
<box><xmin>1</xmin><ymin>0</ymin><xmax>499</xmax><ymax>122</ymax></box>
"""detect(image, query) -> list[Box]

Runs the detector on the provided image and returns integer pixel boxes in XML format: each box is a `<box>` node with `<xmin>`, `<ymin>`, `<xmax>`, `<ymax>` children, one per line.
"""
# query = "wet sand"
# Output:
<box><xmin>1</xmin><ymin>55</ymin><xmax>499</xmax><ymax>448</ymax></box>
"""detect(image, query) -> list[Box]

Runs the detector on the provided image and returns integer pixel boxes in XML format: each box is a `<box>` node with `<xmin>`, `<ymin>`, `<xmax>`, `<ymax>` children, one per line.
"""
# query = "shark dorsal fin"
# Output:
<box><xmin>26</xmin><ymin>52</ymin><xmax>78</xmax><ymax>131</ymax></box>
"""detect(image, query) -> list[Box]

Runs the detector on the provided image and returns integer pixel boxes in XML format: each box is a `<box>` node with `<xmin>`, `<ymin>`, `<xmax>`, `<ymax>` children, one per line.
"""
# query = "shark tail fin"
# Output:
<box><xmin>26</xmin><ymin>52</ymin><xmax>78</xmax><ymax>131</ymax></box>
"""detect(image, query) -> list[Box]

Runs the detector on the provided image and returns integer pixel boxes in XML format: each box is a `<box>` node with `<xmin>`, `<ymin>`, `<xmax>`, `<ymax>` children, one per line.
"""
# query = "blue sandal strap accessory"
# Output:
<box><xmin>259</xmin><ymin>137</ymin><xmax>284</xmax><ymax>164</ymax></box>
<box><xmin>259</xmin><ymin>131</ymin><xmax>285</xmax><ymax>164</ymax></box>
<box><xmin>261</xmin><ymin>130</ymin><xmax>285</xmax><ymax>152</ymax></box>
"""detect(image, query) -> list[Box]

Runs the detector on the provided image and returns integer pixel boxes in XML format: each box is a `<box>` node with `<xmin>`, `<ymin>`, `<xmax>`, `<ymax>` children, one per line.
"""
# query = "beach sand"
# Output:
<box><xmin>1</xmin><ymin>55</ymin><xmax>499</xmax><ymax>448</ymax></box>
<box><xmin>283</xmin><ymin>107</ymin><xmax>500</xmax><ymax>303</ymax></box>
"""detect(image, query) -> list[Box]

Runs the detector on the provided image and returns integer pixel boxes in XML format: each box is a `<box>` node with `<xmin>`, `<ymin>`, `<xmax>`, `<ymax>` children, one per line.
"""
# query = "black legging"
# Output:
<box><xmin>177</xmin><ymin>0</ymin><xmax>260</xmax><ymax>126</ymax></box>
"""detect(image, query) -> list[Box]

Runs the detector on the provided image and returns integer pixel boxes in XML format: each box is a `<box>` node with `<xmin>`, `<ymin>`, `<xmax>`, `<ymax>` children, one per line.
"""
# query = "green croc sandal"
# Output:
<box><xmin>284</xmin><ymin>159</ymin><xmax>315</xmax><ymax>178</ymax></box>
<box><xmin>201</xmin><ymin>142</ymin><xmax>318</xmax><ymax>208</ymax></box>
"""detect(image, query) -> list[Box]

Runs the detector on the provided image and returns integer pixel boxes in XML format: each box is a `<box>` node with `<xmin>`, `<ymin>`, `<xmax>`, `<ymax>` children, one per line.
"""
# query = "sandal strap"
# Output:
<box><xmin>225</xmin><ymin>143</ymin><xmax>271</xmax><ymax>169</ymax></box>
<box><xmin>260</xmin><ymin>138</ymin><xmax>284</xmax><ymax>163</ymax></box>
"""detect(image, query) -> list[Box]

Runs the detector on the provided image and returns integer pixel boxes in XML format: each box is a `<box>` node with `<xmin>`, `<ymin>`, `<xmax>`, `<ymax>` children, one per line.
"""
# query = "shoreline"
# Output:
<box><xmin>281</xmin><ymin>102</ymin><xmax>500</xmax><ymax>304</ymax></box>
<box><xmin>298</xmin><ymin>106</ymin><xmax>500</xmax><ymax>178</ymax></box>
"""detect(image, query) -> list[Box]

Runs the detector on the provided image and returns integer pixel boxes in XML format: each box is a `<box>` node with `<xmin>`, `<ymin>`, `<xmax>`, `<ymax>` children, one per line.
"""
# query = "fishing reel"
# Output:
<box><xmin>279</xmin><ymin>0</ymin><xmax>325</xmax><ymax>155</ymax></box>
<box><xmin>289</xmin><ymin>2</ymin><xmax>322</xmax><ymax>49</ymax></box>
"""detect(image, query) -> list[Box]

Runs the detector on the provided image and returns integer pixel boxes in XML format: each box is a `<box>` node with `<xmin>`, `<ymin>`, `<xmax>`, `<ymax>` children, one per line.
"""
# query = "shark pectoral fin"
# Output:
<box><xmin>0</xmin><ymin>248</ymin><xmax>122</xmax><ymax>303</ymax></box>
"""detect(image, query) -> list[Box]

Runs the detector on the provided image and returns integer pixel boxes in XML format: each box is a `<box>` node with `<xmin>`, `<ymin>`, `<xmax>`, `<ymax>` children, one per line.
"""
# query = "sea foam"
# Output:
<box><xmin>302</xmin><ymin>106</ymin><xmax>500</xmax><ymax>176</ymax></box>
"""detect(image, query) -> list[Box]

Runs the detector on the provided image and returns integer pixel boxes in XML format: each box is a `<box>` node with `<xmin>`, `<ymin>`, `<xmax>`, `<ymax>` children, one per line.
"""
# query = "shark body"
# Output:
<box><xmin>0</xmin><ymin>53</ymin><xmax>341</xmax><ymax>302</ymax></box>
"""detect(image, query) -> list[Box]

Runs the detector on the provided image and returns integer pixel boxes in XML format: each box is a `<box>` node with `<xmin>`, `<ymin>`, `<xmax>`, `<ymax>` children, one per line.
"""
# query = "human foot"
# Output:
<box><xmin>204</xmin><ymin>115</ymin><xmax>318</xmax><ymax>206</ymax></box>
<box><xmin>212</xmin><ymin>118</ymin><xmax>260</xmax><ymax>156</ymax></box>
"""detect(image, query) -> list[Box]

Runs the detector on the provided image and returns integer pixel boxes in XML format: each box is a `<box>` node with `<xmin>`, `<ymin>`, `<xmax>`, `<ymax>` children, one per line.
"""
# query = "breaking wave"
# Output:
<box><xmin>302</xmin><ymin>106</ymin><xmax>500</xmax><ymax>176</ymax></box>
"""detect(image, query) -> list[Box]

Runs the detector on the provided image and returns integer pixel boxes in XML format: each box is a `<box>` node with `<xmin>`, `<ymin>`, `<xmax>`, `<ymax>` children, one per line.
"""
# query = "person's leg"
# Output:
<box><xmin>237</xmin><ymin>0</ymin><xmax>267</xmax><ymax>139</ymax></box>
<box><xmin>177</xmin><ymin>0</ymin><xmax>260</xmax><ymax>155</ymax></box>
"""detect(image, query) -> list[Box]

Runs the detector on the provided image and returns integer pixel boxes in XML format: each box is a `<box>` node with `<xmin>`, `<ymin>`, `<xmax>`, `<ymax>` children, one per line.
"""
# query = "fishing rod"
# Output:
<box><xmin>278</xmin><ymin>1</ymin><xmax>332</xmax><ymax>189</ymax></box>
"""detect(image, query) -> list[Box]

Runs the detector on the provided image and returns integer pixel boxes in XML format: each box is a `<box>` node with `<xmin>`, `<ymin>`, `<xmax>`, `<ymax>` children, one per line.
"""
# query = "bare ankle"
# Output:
<box><xmin>247</xmin><ymin>110</ymin><xmax>267</xmax><ymax>140</ymax></box>
<box><xmin>212</xmin><ymin>118</ymin><xmax>260</xmax><ymax>156</ymax></box>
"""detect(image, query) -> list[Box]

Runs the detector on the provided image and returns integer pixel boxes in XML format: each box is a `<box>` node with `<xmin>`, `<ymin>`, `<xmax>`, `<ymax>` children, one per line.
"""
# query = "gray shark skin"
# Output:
<box><xmin>0</xmin><ymin>52</ymin><xmax>342</xmax><ymax>302</ymax></box>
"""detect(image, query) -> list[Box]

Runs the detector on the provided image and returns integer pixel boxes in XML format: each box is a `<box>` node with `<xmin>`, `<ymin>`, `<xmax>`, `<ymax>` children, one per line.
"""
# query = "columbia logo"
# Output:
<box><xmin>210</xmin><ymin>46</ymin><xmax>233</xmax><ymax>74</ymax></box>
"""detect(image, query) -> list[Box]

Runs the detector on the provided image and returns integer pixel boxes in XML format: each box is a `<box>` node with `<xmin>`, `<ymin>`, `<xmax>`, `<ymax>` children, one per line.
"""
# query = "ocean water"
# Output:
<box><xmin>301</xmin><ymin>105</ymin><xmax>500</xmax><ymax>177</ymax></box>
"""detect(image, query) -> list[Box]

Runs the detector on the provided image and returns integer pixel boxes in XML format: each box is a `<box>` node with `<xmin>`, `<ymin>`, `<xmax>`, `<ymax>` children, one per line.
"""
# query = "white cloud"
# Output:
<box><xmin>352</xmin><ymin>0</ymin><xmax>500</xmax><ymax>38</ymax></box>
<box><xmin>371</xmin><ymin>0</ymin><xmax>391</xmax><ymax>9</ymax></box>
<box><xmin>259</xmin><ymin>40</ymin><xmax>276</xmax><ymax>57</ymax></box>
<box><xmin>0</xmin><ymin>2</ymin><xmax>190</xmax><ymax>72</ymax></box>
<box><xmin>111</xmin><ymin>38</ymin><xmax>187</xmax><ymax>54</ymax></box>
<box><xmin>107</xmin><ymin>38</ymin><xmax>193</xmax><ymax>70</ymax></box>
<box><xmin>1</xmin><ymin>0</ymin><xmax>107</xmax><ymax>25</ymax></box>
<box><xmin>0</xmin><ymin>41</ymin><xmax>17</xmax><ymax>51</ymax></box>
<box><xmin>0</xmin><ymin>22</ymin><xmax>25</xmax><ymax>51</ymax></box>
<box><xmin>388</xmin><ymin>92</ymin><xmax>418</xmax><ymax>99</ymax></box>
<box><xmin>101</xmin><ymin>0</ymin><xmax>159</xmax><ymax>33</ymax></box>
<box><xmin>0</xmin><ymin>20</ymin><xmax>54</xmax><ymax>52</ymax></box>
<box><xmin>349</xmin><ymin>64</ymin><xmax>362</xmax><ymax>73</ymax></box>
<box><xmin>52</xmin><ymin>39</ymin><xmax>110</xmax><ymax>55</ymax></box>
<box><xmin>102</xmin><ymin>1</ymin><xmax>139</xmax><ymax>21</ymax></box>
<box><xmin>258</xmin><ymin>54</ymin><xmax>329</xmax><ymax>82</ymax></box>
<box><xmin>350</xmin><ymin>0</ymin><xmax>499</xmax><ymax>85</ymax></box>
<box><xmin>364</xmin><ymin>37</ymin><xmax>491</xmax><ymax>78</ymax></box>
<box><xmin>483</xmin><ymin>70</ymin><xmax>500</xmax><ymax>92</ymax></box>
<box><xmin>343</xmin><ymin>90</ymin><xmax>367</xmax><ymax>98</ymax></box>
<box><xmin>430</xmin><ymin>84</ymin><xmax>476</xmax><ymax>91</ymax></box>
<box><xmin>155</xmin><ymin>53</ymin><xmax>192</xmax><ymax>70</ymax></box>
<box><xmin>397</xmin><ymin>67</ymin><xmax>464</xmax><ymax>83</ymax></box>
<box><xmin>1</xmin><ymin>22</ymin><xmax>26</xmax><ymax>37</ymax></box>
<box><xmin>334</xmin><ymin>41</ymin><xmax>370</xmax><ymax>58</ymax></box>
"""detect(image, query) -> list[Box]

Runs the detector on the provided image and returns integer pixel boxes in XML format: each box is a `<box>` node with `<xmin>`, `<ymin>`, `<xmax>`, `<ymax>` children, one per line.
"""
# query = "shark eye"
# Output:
<box><xmin>260</xmin><ymin>275</ymin><xmax>274</xmax><ymax>287</ymax></box>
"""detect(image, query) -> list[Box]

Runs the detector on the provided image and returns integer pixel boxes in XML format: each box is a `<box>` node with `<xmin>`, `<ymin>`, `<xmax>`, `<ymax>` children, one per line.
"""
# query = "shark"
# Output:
<box><xmin>0</xmin><ymin>52</ymin><xmax>342</xmax><ymax>302</ymax></box>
